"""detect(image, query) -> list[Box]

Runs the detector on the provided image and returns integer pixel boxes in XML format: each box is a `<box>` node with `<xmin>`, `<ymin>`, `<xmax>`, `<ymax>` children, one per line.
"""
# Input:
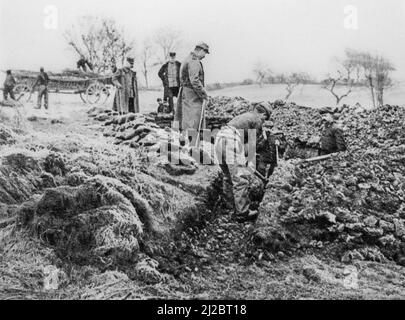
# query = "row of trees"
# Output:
<box><xmin>253</xmin><ymin>49</ymin><xmax>396</xmax><ymax>107</ymax></box>
<box><xmin>322</xmin><ymin>49</ymin><xmax>395</xmax><ymax>108</ymax></box>
<box><xmin>64</xmin><ymin>16</ymin><xmax>183</xmax><ymax>88</ymax></box>
<box><xmin>253</xmin><ymin>62</ymin><xmax>316</xmax><ymax>100</ymax></box>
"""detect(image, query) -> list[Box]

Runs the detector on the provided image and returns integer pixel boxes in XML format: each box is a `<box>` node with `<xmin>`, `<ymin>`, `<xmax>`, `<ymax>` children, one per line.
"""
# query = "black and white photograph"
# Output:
<box><xmin>0</xmin><ymin>0</ymin><xmax>405</xmax><ymax>304</ymax></box>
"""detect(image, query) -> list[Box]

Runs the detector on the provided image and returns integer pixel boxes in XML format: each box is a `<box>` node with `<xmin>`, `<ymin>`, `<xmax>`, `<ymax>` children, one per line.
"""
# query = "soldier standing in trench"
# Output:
<box><xmin>318</xmin><ymin>108</ymin><xmax>347</xmax><ymax>156</ymax></box>
<box><xmin>214</xmin><ymin>104</ymin><xmax>271</xmax><ymax>223</ymax></box>
<box><xmin>175</xmin><ymin>43</ymin><xmax>210</xmax><ymax>147</ymax></box>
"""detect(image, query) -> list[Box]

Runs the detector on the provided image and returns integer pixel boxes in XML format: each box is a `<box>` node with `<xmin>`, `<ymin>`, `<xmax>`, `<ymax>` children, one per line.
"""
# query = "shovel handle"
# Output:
<box><xmin>196</xmin><ymin>99</ymin><xmax>208</xmax><ymax>147</ymax></box>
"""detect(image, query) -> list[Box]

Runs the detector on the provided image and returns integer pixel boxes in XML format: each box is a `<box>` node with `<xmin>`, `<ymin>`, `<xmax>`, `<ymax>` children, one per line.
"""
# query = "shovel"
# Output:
<box><xmin>196</xmin><ymin>99</ymin><xmax>208</xmax><ymax>148</ymax></box>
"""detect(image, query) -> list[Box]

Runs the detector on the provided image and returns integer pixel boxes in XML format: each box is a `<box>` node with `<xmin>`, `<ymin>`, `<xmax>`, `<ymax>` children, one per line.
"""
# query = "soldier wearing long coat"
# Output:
<box><xmin>112</xmin><ymin>57</ymin><xmax>140</xmax><ymax>114</ymax></box>
<box><xmin>175</xmin><ymin>43</ymin><xmax>210</xmax><ymax>144</ymax></box>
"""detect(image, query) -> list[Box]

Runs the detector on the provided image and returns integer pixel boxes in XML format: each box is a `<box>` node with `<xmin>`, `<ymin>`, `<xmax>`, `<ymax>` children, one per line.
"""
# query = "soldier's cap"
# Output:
<box><xmin>196</xmin><ymin>42</ymin><xmax>210</xmax><ymax>54</ymax></box>
<box><xmin>169</xmin><ymin>52</ymin><xmax>176</xmax><ymax>57</ymax></box>
<box><xmin>253</xmin><ymin>104</ymin><xmax>271</xmax><ymax>121</ymax></box>
<box><xmin>127</xmin><ymin>57</ymin><xmax>135</xmax><ymax>64</ymax></box>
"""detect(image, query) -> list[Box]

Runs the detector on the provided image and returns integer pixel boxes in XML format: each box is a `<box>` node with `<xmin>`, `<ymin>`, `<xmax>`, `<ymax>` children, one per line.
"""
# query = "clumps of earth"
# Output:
<box><xmin>253</xmin><ymin>104</ymin><xmax>405</xmax><ymax>266</ymax></box>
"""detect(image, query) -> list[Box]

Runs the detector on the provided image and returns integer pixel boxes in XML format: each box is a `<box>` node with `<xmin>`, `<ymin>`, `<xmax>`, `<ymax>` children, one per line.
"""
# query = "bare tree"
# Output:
<box><xmin>153</xmin><ymin>27</ymin><xmax>182</xmax><ymax>63</ymax></box>
<box><xmin>284</xmin><ymin>72</ymin><xmax>310</xmax><ymax>101</ymax></box>
<box><xmin>322</xmin><ymin>55</ymin><xmax>358</xmax><ymax>106</ymax></box>
<box><xmin>322</xmin><ymin>75</ymin><xmax>354</xmax><ymax>106</ymax></box>
<box><xmin>374</xmin><ymin>55</ymin><xmax>395</xmax><ymax>107</ymax></box>
<box><xmin>64</xmin><ymin>16</ymin><xmax>135</xmax><ymax>74</ymax></box>
<box><xmin>253</xmin><ymin>62</ymin><xmax>272</xmax><ymax>87</ymax></box>
<box><xmin>139</xmin><ymin>39</ymin><xmax>159</xmax><ymax>88</ymax></box>
<box><xmin>345</xmin><ymin>49</ymin><xmax>395</xmax><ymax>108</ymax></box>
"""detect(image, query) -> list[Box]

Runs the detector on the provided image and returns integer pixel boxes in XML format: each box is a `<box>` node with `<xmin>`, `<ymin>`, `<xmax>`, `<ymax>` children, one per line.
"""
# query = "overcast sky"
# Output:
<box><xmin>1</xmin><ymin>0</ymin><xmax>405</xmax><ymax>85</ymax></box>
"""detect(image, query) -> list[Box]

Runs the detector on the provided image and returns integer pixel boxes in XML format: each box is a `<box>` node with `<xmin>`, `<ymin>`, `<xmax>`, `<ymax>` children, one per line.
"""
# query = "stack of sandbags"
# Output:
<box><xmin>154</xmin><ymin>112</ymin><xmax>175</xmax><ymax>129</ymax></box>
<box><xmin>87</xmin><ymin>111</ymin><xmax>202</xmax><ymax>173</ymax></box>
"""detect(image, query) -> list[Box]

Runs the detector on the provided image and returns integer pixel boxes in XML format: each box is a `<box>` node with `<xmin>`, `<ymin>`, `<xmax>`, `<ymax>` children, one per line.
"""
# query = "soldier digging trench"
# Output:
<box><xmin>214</xmin><ymin>104</ymin><xmax>273</xmax><ymax>223</ymax></box>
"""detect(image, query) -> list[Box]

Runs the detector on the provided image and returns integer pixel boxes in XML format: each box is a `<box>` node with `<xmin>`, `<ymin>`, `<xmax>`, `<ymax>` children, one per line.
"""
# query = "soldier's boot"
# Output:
<box><xmin>222</xmin><ymin>179</ymin><xmax>235</xmax><ymax>212</ymax></box>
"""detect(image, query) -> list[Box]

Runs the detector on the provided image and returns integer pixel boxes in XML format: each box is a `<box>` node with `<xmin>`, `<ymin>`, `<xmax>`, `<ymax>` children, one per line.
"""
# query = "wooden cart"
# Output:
<box><xmin>7</xmin><ymin>70</ymin><xmax>114</xmax><ymax>105</ymax></box>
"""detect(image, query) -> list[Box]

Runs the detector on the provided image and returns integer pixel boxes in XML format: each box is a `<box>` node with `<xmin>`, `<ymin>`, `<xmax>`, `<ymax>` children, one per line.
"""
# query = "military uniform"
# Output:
<box><xmin>3</xmin><ymin>74</ymin><xmax>16</xmax><ymax>101</ymax></box>
<box><xmin>112</xmin><ymin>67</ymin><xmax>140</xmax><ymax>114</ymax></box>
<box><xmin>158</xmin><ymin>60</ymin><xmax>181</xmax><ymax>112</ymax></box>
<box><xmin>35</xmin><ymin>72</ymin><xmax>49</xmax><ymax>109</ymax></box>
<box><xmin>175</xmin><ymin>52</ymin><xmax>208</xmax><ymax>134</ymax></box>
<box><xmin>214</xmin><ymin>112</ymin><xmax>264</xmax><ymax>217</ymax></box>
<box><xmin>319</xmin><ymin>124</ymin><xmax>347</xmax><ymax>155</ymax></box>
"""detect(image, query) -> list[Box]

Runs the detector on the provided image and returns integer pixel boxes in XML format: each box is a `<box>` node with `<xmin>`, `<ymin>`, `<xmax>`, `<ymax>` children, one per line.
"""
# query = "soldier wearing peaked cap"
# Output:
<box><xmin>175</xmin><ymin>42</ymin><xmax>210</xmax><ymax>146</ymax></box>
<box><xmin>158</xmin><ymin>52</ymin><xmax>181</xmax><ymax>113</ymax></box>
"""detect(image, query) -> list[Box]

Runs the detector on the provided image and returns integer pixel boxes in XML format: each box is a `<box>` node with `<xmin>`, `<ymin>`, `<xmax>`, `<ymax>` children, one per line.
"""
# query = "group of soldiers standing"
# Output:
<box><xmin>112</xmin><ymin>42</ymin><xmax>211</xmax><ymax>140</ymax></box>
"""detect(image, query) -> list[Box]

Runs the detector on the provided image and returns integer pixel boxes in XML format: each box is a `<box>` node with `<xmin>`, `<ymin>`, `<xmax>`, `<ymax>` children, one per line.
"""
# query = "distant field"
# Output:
<box><xmin>211</xmin><ymin>83</ymin><xmax>405</xmax><ymax>109</ymax></box>
<box><xmin>9</xmin><ymin>83</ymin><xmax>405</xmax><ymax>117</ymax></box>
<box><xmin>137</xmin><ymin>83</ymin><xmax>405</xmax><ymax>113</ymax></box>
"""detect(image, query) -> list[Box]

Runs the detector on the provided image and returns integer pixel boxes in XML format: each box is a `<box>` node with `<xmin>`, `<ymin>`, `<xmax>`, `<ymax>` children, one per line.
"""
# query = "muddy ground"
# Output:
<box><xmin>1</xmin><ymin>102</ymin><xmax>405</xmax><ymax>300</ymax></box>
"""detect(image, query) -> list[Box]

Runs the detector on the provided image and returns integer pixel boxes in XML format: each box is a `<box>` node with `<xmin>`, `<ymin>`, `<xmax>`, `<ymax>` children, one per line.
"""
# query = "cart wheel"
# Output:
<box><xmin>86</xmin><ymin>82</ymin><xmax>109</xmax><ymax>105</ymax></box>
<box><xmin>80</xmin><ymin>92</ymin><xmax>87</xmax><ymax>104</ymax></box>
<box><xmin>98</xmin><ymin>86</ymin><xmax>110</xmax><ymax>105</ymax></box>
<box><xmin>14</xmin><ymin>84</ymin><xmax>31</xmax><ymax>102</ymax></box>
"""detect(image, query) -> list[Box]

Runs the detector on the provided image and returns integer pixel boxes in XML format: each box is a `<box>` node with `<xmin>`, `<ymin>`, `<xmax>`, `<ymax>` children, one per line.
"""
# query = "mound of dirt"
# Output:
<box><xmin>0</xmin><ymin>119</ymin><xmax>223</xmax><ymax>280</ymax></box>
<box><xmin>0</xmin><ymin>152</ymin><xmax>46</xmax><ymax>205</ymax></box>
<box><xmin>17</xmin><ymin>175</ymin><xmax>150</xmax><ymax>269</ymax></box>
<box><xmin>253</xmin><ymin>104</ymin><xmax>405</xmax><ymax>265</ymax></box>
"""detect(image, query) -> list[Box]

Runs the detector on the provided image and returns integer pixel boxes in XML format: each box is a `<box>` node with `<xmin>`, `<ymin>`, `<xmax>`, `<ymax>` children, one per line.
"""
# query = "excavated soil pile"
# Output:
<box><xmin>18</xmin><ymin>176</ymin><xmax>146</xmax><ymax>268</ymax></box>
<box><xmin>253</xmin><ymin>104</ymin><xmax>405</xmax><ymax>265</ymax></box>
<box><xmin>269</xmin><ymin>102</ymin><xmax>323</xmax><ymax>159</ymax></box>
<box><xmin>205</xmin><ymin>96</ymin><xmax>254</xmax><ymax>129</ymax></box>
<box><xmin>154</xmin><ymin>96</ymin><xmax>259</xmax><ymax>130</ymax></box>
<box><xmin>0</xmin><ymin>121</ymin><xmax>223</xmax><ymax>284</ymax></box>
